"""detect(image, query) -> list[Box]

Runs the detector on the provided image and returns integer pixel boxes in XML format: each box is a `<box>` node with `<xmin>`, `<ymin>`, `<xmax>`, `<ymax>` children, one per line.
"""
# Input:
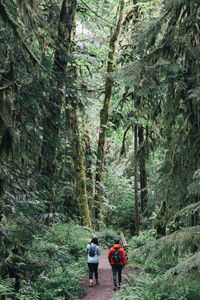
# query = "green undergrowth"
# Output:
<box><xmin>10</xmin><ymin>222</ymin><xmax>119</xmax><ymax>300</ymax></box>
<box><xmin>14</xmin><ymin>224</ymin><xmax>119</xmax><ymax>300</ymax></box>
<box><xmin>16</xmin><ymin>222</ymin><xmax>91</xmax><ymax>300</ymax></box>
<box><xmin>0</xmin><ymin>279</ymin><xmax>14</xmax><ymax>298</ymax></box>
<box><xmin>113</xmin><ymin>226</ymin><xmax>200</xmax><ymax>300</ymax></box>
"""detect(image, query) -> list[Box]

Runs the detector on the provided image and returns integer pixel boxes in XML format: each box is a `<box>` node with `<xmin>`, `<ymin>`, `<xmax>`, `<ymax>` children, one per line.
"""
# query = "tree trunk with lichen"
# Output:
<box><xmin>49</xmin><ymin>0</ymin><xmax>91</xmax><ymax>227</ymax></box>
<box><xmin>41</xmin><ymin>0</ymin><xmax>77</xmax><ymax>220</ymax></box>
<box><xmin>81</xmin><ymin>114</ymin><xmax>93</xmax><ymax>211</ymax></box>
<box><xmin>0</xmin><ymin>53</ymin><xmax>15</xmax><ymax>299</ymax></box>
<box><xmin>138</xmin><ymin>125</ymin><xmax>148</xmax><ymax>215</ymax></box>
<box><xmin>61</xmin><ymin>0</ymin><xmax>91</xmax><ymax>227</ymax></box>
<box><xmin>95</xmin><ymin>0</ymin><xmax>125</xmax><ymax>223</ymax></box>
<box><xmin>154</xmin><ymin>200</ymin><xmax>169</xmax><ymax>239</ymax></box>
<box><xmin>0</xmin><ymin>52</ymin><xmax>15</xmax><ymax>158</ymax></box>
<box><xmin>187</xmin><ymin>99</ymin><xmax>199</xmax><ymax>227</ymax></box>
<box><xmin>134</xmin><ymin>124</ymin><xmax>139</xmax><ymax>236</ymax></box>
<box><xmin>66</xmin><ymin>100</ymin><xmax>91</xmax><ymax>227</ymax></box>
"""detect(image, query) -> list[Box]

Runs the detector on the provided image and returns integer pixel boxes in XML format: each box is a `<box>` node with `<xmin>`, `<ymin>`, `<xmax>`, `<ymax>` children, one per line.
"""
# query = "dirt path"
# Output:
<box><xmin>80</xmin><ymin>249</ymin><xmax>137</xmax><ymax>300</ymax></box>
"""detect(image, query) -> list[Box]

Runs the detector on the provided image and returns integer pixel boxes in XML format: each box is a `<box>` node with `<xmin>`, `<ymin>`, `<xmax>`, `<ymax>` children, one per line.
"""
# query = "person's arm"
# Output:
<box><xmin>121</xmin><ymin>248</ymin><xmax>126</xmax><ymax>266</ymax></box>
<box><xmin>108</xmin><ymin>248</ymin><xmax>112</xmax><ymax>263</ymax></box>
<box><xmin>97</xmin><ymin>246</ymin><xmax>101</xmax><ymax>256</ymax></box>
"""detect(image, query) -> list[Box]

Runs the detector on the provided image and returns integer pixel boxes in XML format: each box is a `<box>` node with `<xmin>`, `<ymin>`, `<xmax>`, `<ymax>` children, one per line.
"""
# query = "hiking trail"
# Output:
<box><xmin>80</xmin><ymin>249</ymin><xmax>137</xmax><ymax>300</ymax></box>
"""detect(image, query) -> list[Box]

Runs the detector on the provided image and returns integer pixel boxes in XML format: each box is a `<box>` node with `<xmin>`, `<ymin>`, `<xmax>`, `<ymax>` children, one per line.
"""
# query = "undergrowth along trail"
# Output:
<box><xmin>80</xmin><ymin>249</ymin><xmax>137</xmax><ymax>300</ymax></box>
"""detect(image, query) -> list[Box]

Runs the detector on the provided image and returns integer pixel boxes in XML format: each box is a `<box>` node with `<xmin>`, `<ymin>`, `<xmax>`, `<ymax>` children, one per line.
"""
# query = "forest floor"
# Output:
<box><xmin>80</xmin><ymin>249</ymin><xmax>138</xmax><ymax>300</ymax></box>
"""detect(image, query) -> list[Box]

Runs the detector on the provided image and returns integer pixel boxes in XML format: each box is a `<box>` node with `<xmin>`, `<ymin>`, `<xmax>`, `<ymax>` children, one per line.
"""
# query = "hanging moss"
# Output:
<box><xmin>128</xmin><ymin>0</ymin><xmax>200</xmax><ymax>226</ymax></box>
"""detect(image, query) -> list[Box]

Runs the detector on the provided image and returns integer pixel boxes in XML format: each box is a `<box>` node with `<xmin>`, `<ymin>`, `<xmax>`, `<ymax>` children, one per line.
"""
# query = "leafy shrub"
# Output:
<box><xmin>128</xmin><ymin>230</ymin><xmax>156</xmax><ymax>249</ymax></box>
<box><xmin>112</xmin><ymin>273</ymin><xmax>168</xmax><ymax>300</ymax></box>
<box><xmin>112</xmin><ymin>272</ymin><xmax>200</xmax><ymax>300</ymax></box>
<box><xmin>114</xmin><ymin>227</ymin><xmax>200</xmax><ymax>300</ymax></box>
<box><xmin>0</xmin><ymin>279</ymin><xmax>14</xmax><ymax>298</ymax></box>
<box><xmin>97</xmin><ymin>228</ymin><xmax>119</xmax><ymax>248</ymax></box>
<box><xmin>128</xmin><ymin>226</ymin><xmax>200</xmax><ymax>273</ymax></box>
<box><xmin>103</xmin><ymin>168</ymin><xmax>135</xmax><ymax>235</ymax></box>
<box><xmin>16</xmin><ymin>222</ymin><xmax>91</xmax><ymax>300</ymax></box>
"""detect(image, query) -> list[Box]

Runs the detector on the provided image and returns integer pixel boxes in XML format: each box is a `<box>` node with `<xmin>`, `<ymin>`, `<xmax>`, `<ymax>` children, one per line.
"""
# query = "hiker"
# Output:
<box><xmin>108</xmin><ymin>238</ymin><xmax>125</xmax><ymax>291</ymax></box>
<box><xmin>86</xmin><ymin>236</ymin><xmax>101</xmax><ymax>287</ymax></box>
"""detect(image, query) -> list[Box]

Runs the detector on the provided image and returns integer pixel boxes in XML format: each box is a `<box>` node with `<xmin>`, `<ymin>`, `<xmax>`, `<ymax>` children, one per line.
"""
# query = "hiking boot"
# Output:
<box><xmin>89</xmin><ymin>280</ymin><xmax>93</xmax><ymax>287</ymax></box>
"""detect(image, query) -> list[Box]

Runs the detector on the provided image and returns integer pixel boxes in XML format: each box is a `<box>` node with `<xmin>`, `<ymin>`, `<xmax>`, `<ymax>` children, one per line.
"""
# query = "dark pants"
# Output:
<box><xmin>111</xmin><ymin>264</ymin><xmax>123</xmax><ymax>288</ymax></box>
<box><xmin>88</xmin><ymin>263</ymin><xmax>99</xmax><ymax>280</ymax></box>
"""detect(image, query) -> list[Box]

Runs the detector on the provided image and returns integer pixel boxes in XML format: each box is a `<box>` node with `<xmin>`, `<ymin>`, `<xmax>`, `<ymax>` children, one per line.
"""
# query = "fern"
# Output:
<box><xmin>0</xmin><ymin>278</ymin><xmax>14</xmax><ymax>296</ymax></box>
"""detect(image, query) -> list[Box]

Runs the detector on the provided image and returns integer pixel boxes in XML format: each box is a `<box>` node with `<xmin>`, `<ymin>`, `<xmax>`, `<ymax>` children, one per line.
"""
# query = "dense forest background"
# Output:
<box><xmin>0</xmin><ymin>0</ymin><xmax>200</xmax><ymax>299</ymax></box>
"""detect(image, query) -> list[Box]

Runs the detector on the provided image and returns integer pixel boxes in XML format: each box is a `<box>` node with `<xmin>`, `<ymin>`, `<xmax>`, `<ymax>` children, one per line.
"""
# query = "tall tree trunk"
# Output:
<box><xmin>60</xmin><ymin>0</ymin><xmax>91</xmax><ymax>226</ymax></box>
<box><xmin>138</xmin><ymin>125</ymin><xmax>148</xmax><ymax>215</ymax></box>
<box><xmin>187</xmin><ymin>98</ymin><xmax>199</xmax><ymax>227</ymax></box>
<box><xmin>95</xmin><ymin>0</ymin><xmax>125</xmax><ymax>222</ymax></box>
<box><xmin>190</xmin><ymin>196</ymin><xmax>198</xmax><ymax>227</ymax></box>
<box><xmin>0</xmin><ymin>54</ymin><xmax>15</xmax><ymax>299</ymax></box>
<box><xmin>81</xmin><ymin>115</ymin><xmax>93</xmax><ymax>208</ymax></box>
<box><xmin>134</xmin><ymin>124</ymin><xmax>139</xmax><ymax>236</ymax></box>
<box><xmin>66</xmin><ymin>99</ymin><xmax>91</xmax><ymax>227</ymax></box>
<box><xmin>0</xmin><ymin>52</ymin><xmax>15</xmax><ymax>158</ymax></box>
<box><xmin>41</xmin><ymin>0</ymin><xmax>77</xmax><ymax>220</ymax></box>
<box><xmin>41</xmin><ymin>90</ymin><xmax>61</xmax><ymax>219</ymax></box>
<box><xmin>50</xmin><ymin>0</ymin><xmax>91</xmax><ymax>226</ymax></box>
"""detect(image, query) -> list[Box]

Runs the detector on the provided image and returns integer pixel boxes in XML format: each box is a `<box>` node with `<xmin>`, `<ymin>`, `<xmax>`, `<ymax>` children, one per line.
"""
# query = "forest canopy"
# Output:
<box><xmin>0</xmin><ymin>0</ymin><xmax>200</xmax><ymax>299</ymax></box>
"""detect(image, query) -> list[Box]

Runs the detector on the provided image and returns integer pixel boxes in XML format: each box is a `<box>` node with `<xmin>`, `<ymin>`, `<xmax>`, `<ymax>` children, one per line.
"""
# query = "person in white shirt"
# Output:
<box><xmin>86</xmin><ymin>236</ymin><xmax>101</xmax><ymax>287</ymax></box>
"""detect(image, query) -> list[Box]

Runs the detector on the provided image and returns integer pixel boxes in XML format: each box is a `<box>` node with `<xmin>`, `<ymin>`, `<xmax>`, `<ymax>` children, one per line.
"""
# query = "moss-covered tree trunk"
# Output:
<box><xmin>186</xmin><ymin>82</ymin><xmax>199</xmax><ymax>228</ymax></box>
<box><xmin>134</xmin><ymin>124</ymin><xmax>139</xmax><ymax>236</ymax></box>
<box><xmin>81</xmin><ymin>115</ymin><xmax>93</xmax><ymax>210</ymax></box>
<box><xmin>41</xmin><ymin>0</ymin><xmax>77</xmax><ymax>219</ymax></box>
<box><xmin>60</xmin><ymin>0</ymin><xmax>91</xmax><ymax>227</ymax></box>
<box><xmin>50</xmin><ymin>0</ymin><xmax>91</xmax><ymax>226</ymax></box>
<box><xmin>0</xmin><ymin>53</ymin><xmax>16</xmax><ymax>298</ymax></box>
<box><xmin>0</xmin><ymin>53</ymin><xmax>15</xmax><ymax>158</ymax></box>
<box><xmin>138</xmin><ymin>125</ymin><xmax>148</xmax><ymax>215</ymax></box>
<box><xmin>66</xmin><ymin>100</ymin><xmax>91</xmax><ymax>227</ymax></box>
<box><xmin>188</xmin><ymin>102</ymin><xmax>199</xmax><ymax>228</ymax></box>
<box><xmin>154</xmin><ymin>200</ymin><xmax>169</xmax><ymax>239</ymax></box>
<box><xmin>185</xmin><ymin>4</ymin><xmax>199</xmax><ymax>227</ymax></box>
<box><xmin>95</xmin><ymin>0</ymin><xmax>125</xmax><ymax>222</ymax></box>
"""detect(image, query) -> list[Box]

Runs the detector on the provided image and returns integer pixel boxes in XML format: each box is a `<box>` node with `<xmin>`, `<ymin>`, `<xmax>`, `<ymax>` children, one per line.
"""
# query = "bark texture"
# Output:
<box><xmin>138</xmin><ymin>125</ymin><xmax>148</xmax><ymax>214</ymax></box>
<box><xmin>40</xmin><ymin>0</ymin><xmax>90</xmax><ymax>226</ymax></box>
<box><xmin>66</xmin><ymin>100</ymin><xmax>91</xmax><ymax>227</ymax></box>
<box><xmin>62</xmin><ymin>0</ymin><xmax>91</xmax><ymax>227</ymax></box>
<box><xmin>95</xmin><ymin>0</ymin><xmax>125</xmax><ymax>222</ymax></box>
<box><xmin>41</xmin><ymin>0</ymin><xmax>77</xmax><ymax>217</ymax></box>
<box><xmin>134</xmin><ymin>124</ymin><xmax>139</xmax><ymax>236</ymax></box>
<box><xmin>81</xmin><ymin>115</ymin><xmax>93</xmax><ymax>209</ymax></box>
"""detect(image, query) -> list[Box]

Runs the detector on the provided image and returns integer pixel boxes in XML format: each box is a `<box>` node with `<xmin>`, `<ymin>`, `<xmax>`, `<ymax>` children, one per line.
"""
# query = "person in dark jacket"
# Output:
<box><xmin>108</xmin><ymin>239</ymin><xmax>125</xmax><ymax>291</ymax></box>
